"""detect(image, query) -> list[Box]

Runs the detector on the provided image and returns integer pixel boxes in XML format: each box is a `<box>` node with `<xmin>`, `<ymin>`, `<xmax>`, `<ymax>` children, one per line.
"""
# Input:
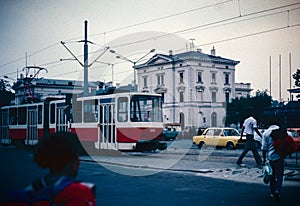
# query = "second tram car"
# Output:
<box><xmin>0</xmin><ymin>92</ymin><xmax>166</xmax><ymax>151</ymax></box>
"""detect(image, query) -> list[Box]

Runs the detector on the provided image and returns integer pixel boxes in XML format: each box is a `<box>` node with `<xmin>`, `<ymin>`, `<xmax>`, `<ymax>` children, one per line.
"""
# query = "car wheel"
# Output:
<box><xmin>226</xmin><ymin>142</ymin><xmax>235</xmax><ymax>150</ymax></box>
<box><xmin>198</xmin><ymin>141</ymin><xmax>206</xmax><ymax>149</ymax></box>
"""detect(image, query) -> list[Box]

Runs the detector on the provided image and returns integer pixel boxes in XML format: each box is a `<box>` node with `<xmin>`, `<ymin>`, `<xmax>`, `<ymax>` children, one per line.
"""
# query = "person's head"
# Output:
<box><xmin>34</xmin><ymin>132</ymin><xmax>81</xmax><ymax>177</ymax></box>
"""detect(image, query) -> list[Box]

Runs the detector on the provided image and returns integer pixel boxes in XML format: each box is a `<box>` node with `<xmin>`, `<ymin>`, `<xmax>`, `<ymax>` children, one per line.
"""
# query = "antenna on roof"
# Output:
<box><xmin>189</xmin><ymin>38</ymin><xmax>195</xmax><ymax>51</ymax></box>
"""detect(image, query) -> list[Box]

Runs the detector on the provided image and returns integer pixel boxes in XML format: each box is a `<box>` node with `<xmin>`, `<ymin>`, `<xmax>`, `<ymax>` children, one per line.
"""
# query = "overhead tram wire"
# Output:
<box><xmin>196</xmin><ymin>23</ymin><xmax>300</xmax><ymax>48</ymax></box>
<box><xmin>87</xmin><ymin>0</ymin><xmax>234</xmax><ymax>38</ymax></box>
<box><xmin>108</xmin><ymin>5</ymin><xmax>300</xmax><ymax>50</ymax></box>
<box><xmin>1</xmin><ymin>1</ymin><xmax>299</xmax><ymax>74</ymax></box>
<box><xmin>0</xmin><ymin>42</ymin><xmax>60</xmax><ymax>71</ymax></box>
<box><xmin>28</xmin><ymin>3</ymin><xmax>300</xmax><ymax>80</ymax></box>
<box><xmin>72</xmin><ymin>1</ymin><xmax>300</xmax><ymax>44</ymax></box>
<box><xmin>14</xmin><ymin>9</ymin><xmax>300</xmax><ymax>80</ymax></box>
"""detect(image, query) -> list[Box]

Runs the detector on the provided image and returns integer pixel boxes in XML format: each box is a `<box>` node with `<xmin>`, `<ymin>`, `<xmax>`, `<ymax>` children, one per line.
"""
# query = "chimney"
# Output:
<box><xmin>211</xmin><ymin>46</ymin><xmax>216</xmax><ymax>56</ymax></box>
<box><xmin>169</xmin><ymin>50</ymin><xmax>173</xmax><ymax>56</ymax></box>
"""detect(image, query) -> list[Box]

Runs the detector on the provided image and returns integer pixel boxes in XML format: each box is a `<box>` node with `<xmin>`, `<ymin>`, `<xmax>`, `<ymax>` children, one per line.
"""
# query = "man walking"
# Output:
<box><xmin>262</xmin><ymin>125</ymin><xmax>285</xmax><ymax>202</ymax></box>
<box><xmin>236</xmin><ymin>115</ymin><xmax>263</xmax><ymax>166</ymax></box>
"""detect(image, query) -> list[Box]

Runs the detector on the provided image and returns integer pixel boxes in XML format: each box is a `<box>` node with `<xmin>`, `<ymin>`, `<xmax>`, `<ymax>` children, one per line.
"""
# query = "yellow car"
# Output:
<box><xmin>193</xmin><ymin>127</ymin><xmax>245</xmax><ymax>150</ymax></box>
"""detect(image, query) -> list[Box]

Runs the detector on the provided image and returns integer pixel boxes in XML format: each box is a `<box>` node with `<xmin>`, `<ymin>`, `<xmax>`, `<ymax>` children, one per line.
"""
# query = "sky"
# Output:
<box><xmin>0</xmin><ymin>0</ymin><xmax>300</xmax><ymax>101</ymax></box>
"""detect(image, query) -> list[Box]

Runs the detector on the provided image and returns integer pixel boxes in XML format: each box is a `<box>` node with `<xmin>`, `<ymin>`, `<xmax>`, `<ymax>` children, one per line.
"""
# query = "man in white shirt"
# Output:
<box><xmin>236</xmin><ymin>115</ymin><xmax>263</xmax><ymax>166</ymax></box>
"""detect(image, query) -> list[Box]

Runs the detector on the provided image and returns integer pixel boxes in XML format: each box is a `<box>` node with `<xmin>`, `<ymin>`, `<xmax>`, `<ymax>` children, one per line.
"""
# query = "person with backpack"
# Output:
<box><xmin>261</xmin><ymin>123</ymin><xmax>284</xmax><ymax>202</ymax></box>
<box><xmin>5</xmin><ymin>132</ymin><xmax>96</xmax><ymax>206</ymax></box>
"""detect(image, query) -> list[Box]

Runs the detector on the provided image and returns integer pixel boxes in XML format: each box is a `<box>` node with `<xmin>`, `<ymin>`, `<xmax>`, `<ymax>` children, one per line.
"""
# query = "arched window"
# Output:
<box><xmin>211</xmin><ymin>112</ymin><xmax>217</xmax><ymax>127</ymax></box>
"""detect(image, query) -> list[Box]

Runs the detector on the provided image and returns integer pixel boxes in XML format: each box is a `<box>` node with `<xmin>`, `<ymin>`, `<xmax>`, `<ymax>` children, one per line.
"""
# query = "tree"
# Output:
<box><xmin>225</xmin><ymin>90</ymin><xmax>272</xmax><ymax>127</ymax></box>
<box><xmin>0</xmin><ymin>79</ymin><xmax>14</xmax><ymax>107</ymax></box>
<box><xmin>292</xmin><ymin>69</ymin><xmax>300</xmax><ymax>87</ymax></box>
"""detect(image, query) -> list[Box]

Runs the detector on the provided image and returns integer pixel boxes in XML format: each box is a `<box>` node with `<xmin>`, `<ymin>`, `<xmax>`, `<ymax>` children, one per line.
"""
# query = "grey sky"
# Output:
<box><xmin>0</xmin><ymin>0</ymin><xmax>300</xmax><ymax>101</ymax></box>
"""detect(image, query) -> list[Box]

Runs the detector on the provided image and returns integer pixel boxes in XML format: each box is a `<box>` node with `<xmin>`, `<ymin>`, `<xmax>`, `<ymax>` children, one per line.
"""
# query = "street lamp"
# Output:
<box><xmin>109</xmin><ymin>49</ymin><xmax>155</xmax><ymax>88</ymax></box>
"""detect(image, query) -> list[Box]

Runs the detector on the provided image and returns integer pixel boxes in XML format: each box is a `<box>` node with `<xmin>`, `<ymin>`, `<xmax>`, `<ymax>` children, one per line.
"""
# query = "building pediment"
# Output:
<box><xmin>176</xmin><ymin>85</ymin><xmax>185</xmax><ymax>92</ymax></box>
<box><xmin>135</xmin><ymin>54</ymin><xmax>174</xmax><ymax>68</ymax></box>
<box><xmin>195</xmin><ymin>85</ymin><xmax>205</xmax><ymax>91</ymax></box>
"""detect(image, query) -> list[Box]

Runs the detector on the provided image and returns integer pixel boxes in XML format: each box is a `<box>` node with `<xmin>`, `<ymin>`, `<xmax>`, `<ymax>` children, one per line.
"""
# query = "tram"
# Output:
<box><xmin>0</xmin><ymin>92</ymin><xmax>166</xmax><ymax>151</ymax></box>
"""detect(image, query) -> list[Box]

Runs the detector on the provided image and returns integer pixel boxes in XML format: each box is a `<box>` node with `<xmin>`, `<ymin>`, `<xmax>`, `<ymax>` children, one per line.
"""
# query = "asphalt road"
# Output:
<box><xmin>1</xmin><ymin>143</ymin><xmax>300</xmax><ymax>206</ymax></box>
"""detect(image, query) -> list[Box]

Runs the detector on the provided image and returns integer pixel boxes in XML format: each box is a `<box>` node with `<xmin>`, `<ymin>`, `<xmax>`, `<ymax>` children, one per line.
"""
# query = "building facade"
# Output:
<box><xmin>135</xmin><ymin>48</ymin><xmax>243</xmax><ymax>128</ymax></box>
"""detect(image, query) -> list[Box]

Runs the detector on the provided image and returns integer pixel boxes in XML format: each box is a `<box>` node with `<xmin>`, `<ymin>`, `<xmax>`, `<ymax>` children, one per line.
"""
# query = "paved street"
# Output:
<box><xmin>1</xmin><ymin>140</ymin><xmax>300</xmax><ymax>205</ymax></box>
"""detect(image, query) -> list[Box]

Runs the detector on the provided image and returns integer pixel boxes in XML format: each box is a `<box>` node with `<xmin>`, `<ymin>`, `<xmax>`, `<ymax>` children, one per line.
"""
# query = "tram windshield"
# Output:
<box><xmin>130</xmin><ymin>95</ymin><xmax>162</xmax><ymax>122</ymax></box>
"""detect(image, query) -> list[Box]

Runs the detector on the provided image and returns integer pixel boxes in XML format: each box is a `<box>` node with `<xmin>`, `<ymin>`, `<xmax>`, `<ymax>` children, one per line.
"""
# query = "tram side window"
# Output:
<box><xmin>38</xmin><ymin>105</ymin><xmax>43</xmax><ymax>124</ymax></box>
<box><xmin>9</xmin><ymin>108</ymin><xmax>17</xmax><ymax>125</ymax></box>
<box><xmin>18</xmin><ymin>107</ymin><xmax>27</xmax><ymax>125</ymax></box>
<box><xmin>117</xmin><ymin>97</ymin><xmax>128</xmax><ymax>122</ymax></box>
<box><xmin>84</xmin><ymin>100</ymin><xmax>98</xmax><ymax>123</ymax></box>
<box><xmin>73</xmin><ymin>101</ymin><xmax>82</xmax><ymax>123</ymax></box>
<box><xmin>50</xmin><ymin>103</ymin><xmax>55</xmax><ymax>124</ymax></box>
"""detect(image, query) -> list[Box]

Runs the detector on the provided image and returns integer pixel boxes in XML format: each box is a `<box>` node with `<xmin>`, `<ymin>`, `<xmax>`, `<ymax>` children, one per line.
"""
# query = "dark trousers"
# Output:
<box><xmin>237</xmin><ymin>134</ymin><xmax>262</xmax><ymax>165</ymax></box>
<box><xmin>269</xmin><ymin>157</ymin><xmax>284</xmax><ymax>194</ymax></box>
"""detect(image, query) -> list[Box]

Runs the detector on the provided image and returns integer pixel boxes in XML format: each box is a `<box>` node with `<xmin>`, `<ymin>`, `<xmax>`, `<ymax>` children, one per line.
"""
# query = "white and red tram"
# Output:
<box><xmin>0</xmin><ymin>93</ymin><xmax>166</xmax><ymax>151</ymax></box>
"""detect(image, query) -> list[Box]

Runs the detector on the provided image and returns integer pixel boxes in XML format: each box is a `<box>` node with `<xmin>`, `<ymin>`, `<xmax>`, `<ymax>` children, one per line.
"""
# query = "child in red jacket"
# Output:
<box><xmin>5</xmin><ymin>132</ymin><xmax>96</xmax><ymax>206</ymax></box>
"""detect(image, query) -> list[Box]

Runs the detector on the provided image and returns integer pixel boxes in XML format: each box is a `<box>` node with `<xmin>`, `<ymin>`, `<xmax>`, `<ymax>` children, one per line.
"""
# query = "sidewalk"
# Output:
<box><xmin>80</xmin><ymin>149</ymin><xmax>300</xmax><ymax>185</ymax></box>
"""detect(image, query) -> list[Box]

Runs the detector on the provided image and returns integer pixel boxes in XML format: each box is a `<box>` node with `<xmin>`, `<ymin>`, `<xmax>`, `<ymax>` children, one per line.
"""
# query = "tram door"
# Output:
<box><xmin>26</xmin><ymin>108</ymin><xmax>38</xmax><ymax>145</ymax></box>
<box><xmin>97</xmin><ymin>104</ymin><xmax>116</xmax><ymax>150</ymax></box>
<box><xmin>0</xmin><ymin>109</ymin><xmax>10</xmax><ymax>144</ymax></box>
<box><xmin>56</xmin><ymin>106</ymin><xmax>68</xmax><ymax>132</ymax></box>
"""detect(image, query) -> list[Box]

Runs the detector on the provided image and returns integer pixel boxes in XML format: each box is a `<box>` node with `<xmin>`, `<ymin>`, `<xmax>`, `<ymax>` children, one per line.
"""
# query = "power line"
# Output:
<box><xmin>1</xmin><ymin>1</ymin><xmax>299</xmax><ymax>75</ymax></box>
<box><xmin>88</xmin><ymin>0</ymin><xmax>234</xmax><ymax>37</ymax></box>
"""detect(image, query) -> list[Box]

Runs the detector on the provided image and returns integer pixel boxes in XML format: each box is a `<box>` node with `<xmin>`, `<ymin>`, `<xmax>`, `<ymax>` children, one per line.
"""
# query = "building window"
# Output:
<box><xmin>179</xmin><ymin>72</ymin><xmax>184</xmax><ymax>83</ymax></box>
<box><xmin>143</xmin><ymin>77</ymin><xmax>147</xmax><ymax>88</ymax></box>
<box><xmin>157</xmin><ymin>74</ymin><xmax>164</xmax><ymax>86</ymax></box>
<box><xmin>211</xmin><ymin>72</ymin><xmax>216</xmax><ymax>84</ymax></box>
<box><xmin>224</xmin><ymin>73</ymin><xmax>230</xmax><ymax>85</ymax></box>
<box><xmin>212</xmin><ymin>91</ymin><xmax>216</xmax><ymax>103</ymax></box>
<box><xmin>211</xmin><ymin>112</ymin><xmax>217</xmax><ymax>127</ymax></box>
<box><xmin>197</xmin><ymin>71</ymin><xmax>202</xmax><ymax>83</ymax></box>
<box><xmin>179</xmin><ymin>91</ymin><xmax>184</xmax><ymax>102</ymax></box>
<box><xmin>225</xmin><ymin>92</ymin><xmax>230</xmax><ymax>103</ymax></box>
<box><xmin>197</xmin><ymin>90</ymin><xmax>203</xmax><ymax>101</ymax></box>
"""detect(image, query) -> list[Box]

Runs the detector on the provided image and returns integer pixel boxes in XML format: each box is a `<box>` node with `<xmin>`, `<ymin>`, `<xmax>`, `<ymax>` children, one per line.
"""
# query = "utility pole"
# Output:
<box><xmin>279</xmin><ymin>54</ymin><xmax>282</xmax><ymax>101</ymax></box>
<box><xmin>61</xmin><ymin>20</ymin><xmax>109</xmax><ymax>96</ymax></box>
<box><xmin>269</xmin><ymin>56</ymin><xmax>272</xmax><ymax>98</ymax></box>
<box><xmin>84</xmin><ymin>20</ymin><xmax>88</xmax><ymax>96</ymax></box>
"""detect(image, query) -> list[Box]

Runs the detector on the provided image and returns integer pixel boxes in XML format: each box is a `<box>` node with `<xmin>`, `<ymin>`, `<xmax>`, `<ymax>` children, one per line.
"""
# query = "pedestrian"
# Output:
<box><xmin>262</xmin><ymin>124</ymin><xmax>286</xmax><ymax>202</ymax></box>
<box><xmin>236</xmin><ymin>115</ymin><xmax>263</xmax><ymax>166</ymax></box>
<box><xmin>5</xmin><ymin>132</ymin><xmax>96</xmax><ymax>206</ymax></box>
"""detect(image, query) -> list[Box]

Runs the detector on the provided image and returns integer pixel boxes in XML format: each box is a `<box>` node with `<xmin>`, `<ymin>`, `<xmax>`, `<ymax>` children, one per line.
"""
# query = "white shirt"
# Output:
<box><xmin>261</xmin><ymin>125</ymin><xmax>281</xmax><ymax>161</ymax></box>
<box><xmin>243</xmin><ymin>116</ymin><xmax>257</xmax><ymax>135</ymax></box>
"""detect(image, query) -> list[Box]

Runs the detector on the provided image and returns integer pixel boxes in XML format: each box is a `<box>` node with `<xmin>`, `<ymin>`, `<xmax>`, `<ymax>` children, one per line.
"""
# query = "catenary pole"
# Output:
<box><xmin>84</xmin><ymin>20</ymin><xmax>89</xmax><ymax>96</ymax></box>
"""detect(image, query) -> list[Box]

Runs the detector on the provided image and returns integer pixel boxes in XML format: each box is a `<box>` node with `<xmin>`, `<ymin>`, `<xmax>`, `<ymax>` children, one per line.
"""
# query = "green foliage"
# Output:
<box><xmin>225</xmin><ymin>90</ymin><xmax>272</xmax><ymax>126</ymax></box>
<box><xmin>0</xmin><ymin>79</ymin><xmax>14</xmax><ymax>107</ymax></box>
<box><xmin>292</xmin><ymin>69</ymin><xmax>300</xmax><ymax>87</ymax></box>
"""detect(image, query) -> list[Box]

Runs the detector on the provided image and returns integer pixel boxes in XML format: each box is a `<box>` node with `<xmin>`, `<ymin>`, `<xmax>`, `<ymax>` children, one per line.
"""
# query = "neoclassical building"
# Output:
<box><xmin>135</xmin><ymin>47</ymin><xmax>244</xmax><ymax>128</ymax></box>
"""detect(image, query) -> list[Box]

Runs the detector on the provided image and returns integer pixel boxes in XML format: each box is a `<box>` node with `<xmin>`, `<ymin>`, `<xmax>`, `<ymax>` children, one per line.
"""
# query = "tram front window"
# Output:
<box><xmin>130</xmin><ymin>95</ymin><xmax>162</xmax><ymax>122</ymax></box>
